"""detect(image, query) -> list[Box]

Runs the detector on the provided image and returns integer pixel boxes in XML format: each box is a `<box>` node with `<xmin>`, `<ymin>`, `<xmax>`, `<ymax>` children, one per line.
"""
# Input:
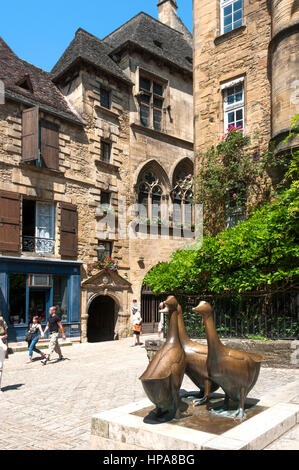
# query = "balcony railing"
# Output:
<box><xmin>22</xmin><ymin>236</ymin><xmax>55</xmax><ymax>255</ymax></box>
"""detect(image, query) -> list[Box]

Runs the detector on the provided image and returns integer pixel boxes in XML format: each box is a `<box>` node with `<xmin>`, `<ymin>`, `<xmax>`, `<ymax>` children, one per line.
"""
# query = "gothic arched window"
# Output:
<box><xmin>137</xmin><ymin>171</ymin><xmax>164</xmax><ymax>221</ymax></box>
<box><xmin>171</xmin><ymin>159</ymin><xmax>194</xmax><ymax>227</ymax></box>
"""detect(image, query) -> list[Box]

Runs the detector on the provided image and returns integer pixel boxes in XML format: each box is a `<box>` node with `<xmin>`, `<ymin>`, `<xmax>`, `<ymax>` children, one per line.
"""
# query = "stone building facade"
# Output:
<box><xmin>0</xmin><ymin>0</ymin><xmax>194</xmax><ymax>343</ymax></box>
<box><xmin>193</xmin><ymin>0</ymin><xmax>299</xmax><ymax>229</ymax></box>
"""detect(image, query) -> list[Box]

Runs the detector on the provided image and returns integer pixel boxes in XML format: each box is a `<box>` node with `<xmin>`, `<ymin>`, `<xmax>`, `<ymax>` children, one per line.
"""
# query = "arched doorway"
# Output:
<box><xmin>87</xmin><ymin>295</ymin><xmax>116</xmax><ymax>343</ymax></box>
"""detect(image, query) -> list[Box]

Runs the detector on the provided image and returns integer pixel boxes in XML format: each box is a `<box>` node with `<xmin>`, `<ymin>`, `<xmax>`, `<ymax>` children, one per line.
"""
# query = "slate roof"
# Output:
<box><xmin>51</xmin><ymin>29</ymin><xmax>132</xmax><ymax>84</ymax></box>
<box><xmin>103</xmin><ymin>12</ymin><xmax>193</xmax><ymax>74</ymax></box>
<box><xmin>0</xmin><ymin>37</ymin><xmax>83</xmax><ymax>125</ymax></box>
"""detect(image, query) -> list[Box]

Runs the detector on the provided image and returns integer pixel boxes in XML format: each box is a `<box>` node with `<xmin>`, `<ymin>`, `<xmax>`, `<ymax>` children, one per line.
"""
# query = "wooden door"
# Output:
<box><xmin>87</xmin><ymin>296</ymin><xmax>115</xmax><ymax>343</ymax></box>
<box><xmin>141</xmin><ymin>284</ymin><xmax>165</xmax><ymax>333</ymax></box>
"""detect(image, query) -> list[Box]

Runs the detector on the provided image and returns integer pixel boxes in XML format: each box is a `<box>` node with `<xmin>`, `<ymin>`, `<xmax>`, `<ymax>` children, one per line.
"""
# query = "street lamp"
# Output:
<box><xmin>97</xmin><ymin>244</ymin><xmax>106</xmax><ymax>262</ymax></box>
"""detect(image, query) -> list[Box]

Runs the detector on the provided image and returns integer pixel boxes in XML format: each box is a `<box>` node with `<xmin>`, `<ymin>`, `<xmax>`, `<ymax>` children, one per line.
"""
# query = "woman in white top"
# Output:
<box><xmin>131</xmin><ymin>308</ymin><xmax>142</xmax><ymax>347</ymax></box>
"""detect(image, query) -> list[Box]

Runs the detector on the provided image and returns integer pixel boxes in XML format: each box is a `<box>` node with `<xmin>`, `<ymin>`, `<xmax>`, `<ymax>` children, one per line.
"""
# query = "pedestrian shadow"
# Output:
<box><xmin>2</xmin><ymin>383</ymin><xmax>24</xmax><ymax>392</ymax></box>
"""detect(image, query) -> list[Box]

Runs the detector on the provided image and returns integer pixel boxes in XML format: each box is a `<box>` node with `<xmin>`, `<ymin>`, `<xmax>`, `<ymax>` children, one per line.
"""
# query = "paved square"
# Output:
<box><xmin>0</xmin><ymin>336</ymin><xmax>298</xmax><ymax>450</ymax></box>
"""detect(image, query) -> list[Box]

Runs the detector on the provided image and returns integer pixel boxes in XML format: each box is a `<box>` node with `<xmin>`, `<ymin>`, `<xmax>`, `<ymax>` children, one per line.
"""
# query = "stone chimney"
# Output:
<box><xmin>157</xmin><ymin>0</ymin><xmax>179</xmax><ymax>29</ymax></box>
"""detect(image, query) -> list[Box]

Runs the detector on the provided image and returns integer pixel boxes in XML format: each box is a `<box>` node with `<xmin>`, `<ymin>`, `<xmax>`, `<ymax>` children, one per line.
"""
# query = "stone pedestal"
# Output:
<box><xmin>90</xmin><ymin>393</ymin><xmax>299</xmax><ymax>450</ymax></box>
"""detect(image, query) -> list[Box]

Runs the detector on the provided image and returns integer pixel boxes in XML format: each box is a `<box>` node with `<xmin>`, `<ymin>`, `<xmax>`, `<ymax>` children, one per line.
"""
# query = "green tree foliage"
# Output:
<box><xmin>195</xmin><ymin>126</ymin><xmax>272</xmax><ymax>236</ymax></box>
<box><xmin>146</xmin><ymin>119</ymin><xmax>299</xmax><ymax>297</ymax></box>
<box><xmin>145</xmin><ymin>179</ymin><xmax>299</xmax><ymax>296</ymax></box>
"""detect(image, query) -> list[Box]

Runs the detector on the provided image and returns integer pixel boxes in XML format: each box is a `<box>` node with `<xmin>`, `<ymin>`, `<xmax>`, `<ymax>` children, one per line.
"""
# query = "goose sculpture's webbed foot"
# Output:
<box><xmin>209</xmin><ymin>395</ymin><xmax>230</xmax><ymax>415</ymax></box>
<box><xmin>210</xmin><ymin>407</ymin><xmax>245</xmax><ymax>420</ymax></box>
<box><xmin>193</xmin><ymin>396</ymin><xmax>208</xmax><ymax>406</ymax></box>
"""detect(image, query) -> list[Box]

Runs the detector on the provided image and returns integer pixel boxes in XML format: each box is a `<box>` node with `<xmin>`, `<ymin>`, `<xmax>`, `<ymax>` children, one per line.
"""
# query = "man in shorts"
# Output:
<box><xmin>41</xmin><ymin>307</ymin><xmax>66</xmax><ymax>365</ymax></box>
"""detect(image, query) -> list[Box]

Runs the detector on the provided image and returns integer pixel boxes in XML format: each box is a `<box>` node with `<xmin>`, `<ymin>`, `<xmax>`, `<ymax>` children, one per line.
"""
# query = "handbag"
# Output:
<box><xmin>25</xmin><ymin>331</ymin><xmax>33</xmax><ymax>343</ymax></box>
<box><xmin>133</xmin><ymin>324</ymin><xmax>141</xmax><ymax>333</ymax></box>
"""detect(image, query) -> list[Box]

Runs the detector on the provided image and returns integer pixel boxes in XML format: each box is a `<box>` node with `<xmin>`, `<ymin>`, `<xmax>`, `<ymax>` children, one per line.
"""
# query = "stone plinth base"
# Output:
<box><xmin>90</xmin><ymin>393</ymin><xmax>299</xmax><ymax>450</ymax></box>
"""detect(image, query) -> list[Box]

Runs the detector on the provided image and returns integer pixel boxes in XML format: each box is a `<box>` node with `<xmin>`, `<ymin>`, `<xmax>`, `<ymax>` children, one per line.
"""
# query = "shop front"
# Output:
<box><xmin>0</xmin><ymin>256</ymin><xmax>82</xmax><ymax>343</ymax></box>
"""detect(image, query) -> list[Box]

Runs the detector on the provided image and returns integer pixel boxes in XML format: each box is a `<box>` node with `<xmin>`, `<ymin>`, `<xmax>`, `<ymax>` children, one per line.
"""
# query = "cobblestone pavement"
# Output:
<box><xmin>0</xmin><ymin>335</ymin><xmax>298</xmax><ymax>450</ymax></box>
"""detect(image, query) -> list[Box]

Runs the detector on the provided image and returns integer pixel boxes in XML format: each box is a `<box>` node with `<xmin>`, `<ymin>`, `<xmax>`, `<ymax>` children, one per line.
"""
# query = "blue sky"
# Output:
<box><xmin>0</xmin><ymin>0</ymin><xmax>193</xmax><ymax>72</ymax></box>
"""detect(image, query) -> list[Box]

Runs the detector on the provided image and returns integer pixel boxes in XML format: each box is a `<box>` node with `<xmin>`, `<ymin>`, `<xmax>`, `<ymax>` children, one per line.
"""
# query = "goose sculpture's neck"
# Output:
<box><xmin>202</xmin><ymin>313</ymin><xmax>224</xmax><ymax>355</ymax></box>
<box><xmin>177</xmin><ymin>305</ymin><xmax>192</xmax><ymax>346</ymax></box>
<box><xmin>166</xmin><ymin>308</ymin><xmax>181</xmax><ymax>345</ymax></box>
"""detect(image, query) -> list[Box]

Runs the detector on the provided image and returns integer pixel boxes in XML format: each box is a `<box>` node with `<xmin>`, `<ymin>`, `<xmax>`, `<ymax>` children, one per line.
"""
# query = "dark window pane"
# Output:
<box><xmin>101</xmin><ymin>141</ymin><xmax>111</xmax><ymax>163</ymax></box>
<box><xmin>100</xmin><ymin>88</ymin><xmax>110</xmax><ymax>109</ymax></box>
<box><xmin>53</xmin><ymin>276</ymin><xmax>68</xmax><ymax>322</ymax></box>
<box><xmin>234</xmin><ymin>10</ymin><xmax>242</xmax><ymax>21</ymax></box>
<box><xmin>227</xmin><ymin>93</ymin><xmax>235</xmax><ymax>105</ymax></box>
<box><xmin>234</xmin><ymin>0</ymin><xmax>243</xmax><ymax>12</ymax></box>
<box><xmin>224</xmin><ymin>24</ymin><xmax>232</xmax><ymax>33</ymax></box>
<box><xmin>153</xmin><ymin>98</ymin><xmax>163</xmax><ymax>109</ymax></box>
<box><xmin>224</xmin><ymin>15</ymin><xmax>232</xmax><ymax>27</ymax></box>
<box><xmin>153</xmin><ymin>110</ymin><xmax>162</xmax><ymax>131</ymax></box>
<box><xmin>152</xmin><ymin>195</ymin><xmax>161</xmax><ymax>219</ymax></box>
<box><xmin>140</xmin><ymin>93</ymin><xmax>150</xmax><ymax>105</ymax></box>
<box><xmin>140</xmin><ymin>77</ymin><xmax>151</xmax><ymax>91</ymax></box>
<box><xmin>101</xmin><ymin>192</ymin><xmax>111</xmax><ymax>205</ymax></box>
<box><xmin>22</xmin><ymin>199</ymin><xmax>36</xmax><ymax>252</ymax></box>
<box><xmin>228</xmin><ymin>111</ymin><xmax>235</xmax><ymax>123</ymax></box>
<box><xmin>140</xmin><ymin>105</ymin><xmax>149</xmax><ymax>127</ymax></box>
<box><xmin>234</xmin><ymin>19</ymin><xmax>243</xmax><ymax>29</ymax></box>
<box><xmin>9</xmin><ymin>274</ymin><xmax>26</xmax><ymax>325</ymax></box>
<box><xmin>236</xmin><ymin>109</ymin><xmax>243</xmax><ymax>120</ymax></box>
<box><xmin>224</xmin><ymin>5</ymin><xmax>232</xmax><ymax>15</ymax></box>
<box><xmin>153</xmin><ymin>82</ymin><xmax>163</xmax><ymax>96</ymax></box>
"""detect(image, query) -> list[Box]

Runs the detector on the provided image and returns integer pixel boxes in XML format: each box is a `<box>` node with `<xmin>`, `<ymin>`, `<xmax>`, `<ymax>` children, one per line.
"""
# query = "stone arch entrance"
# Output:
<box><xmin>87</xmin><ymin>295</ymin><xmax>116</xmax><ymax>343</ymax></box>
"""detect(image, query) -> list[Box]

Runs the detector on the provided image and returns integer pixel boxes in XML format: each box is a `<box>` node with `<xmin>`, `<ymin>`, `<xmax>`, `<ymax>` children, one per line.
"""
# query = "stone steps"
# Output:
<box><xmin>7</xmin><ymin>337</ymin><xmax>80</xmax><ymax>354</ymax></box>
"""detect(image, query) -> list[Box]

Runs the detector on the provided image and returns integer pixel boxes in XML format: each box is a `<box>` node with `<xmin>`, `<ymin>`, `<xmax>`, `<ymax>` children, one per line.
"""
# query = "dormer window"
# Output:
<box><xmin>16</xmin><ymin>75</ymin><xmax>33</xmax><ymax>92</ymax></box>
<box><xmin>139</xmin><ymin>75</ymin><xmax>165</xmax><ymax>132</ymax></box>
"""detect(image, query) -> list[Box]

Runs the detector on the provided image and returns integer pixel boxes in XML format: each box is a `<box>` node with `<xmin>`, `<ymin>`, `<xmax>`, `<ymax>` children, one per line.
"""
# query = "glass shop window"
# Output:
<box><xmin>9</xmin><ymin>274</ymin><xmax>27</xmax><ymax>325</ymax></box>
<box><xmin>53</xmin><ymin>276</ymin><xmax>68</xmax><ymax>322</ymax></box>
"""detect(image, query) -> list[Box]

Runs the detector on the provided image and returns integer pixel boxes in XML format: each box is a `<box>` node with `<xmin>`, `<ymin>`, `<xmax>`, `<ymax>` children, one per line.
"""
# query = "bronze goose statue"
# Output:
<box><xmin>139</xmin><ymin>296</ymin><xmax>187</xmax><ymax>420</ymax></box>
<box><xmin>177</xmin><ymin>302</ymin><xmax>219</xmax><ymax>404</ymax></box>
<box><xmin>193</xmin><ymin>301</ymin><xmax>264</xmax><ymax>419</ymax></box>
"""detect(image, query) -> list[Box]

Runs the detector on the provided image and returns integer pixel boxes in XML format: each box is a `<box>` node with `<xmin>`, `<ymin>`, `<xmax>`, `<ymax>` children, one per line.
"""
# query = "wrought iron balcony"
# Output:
<box><xmin>22</xmin><ymin>236</ymin><xmax>55</xmax><ymax>254</ymax></box>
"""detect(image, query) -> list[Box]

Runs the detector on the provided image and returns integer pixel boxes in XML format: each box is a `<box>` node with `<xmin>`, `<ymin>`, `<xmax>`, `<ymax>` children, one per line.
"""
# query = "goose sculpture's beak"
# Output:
<box><xmin>159</xmin><ymin>302</ymin><xmax>169</xmax><ymax>315</ymax></box>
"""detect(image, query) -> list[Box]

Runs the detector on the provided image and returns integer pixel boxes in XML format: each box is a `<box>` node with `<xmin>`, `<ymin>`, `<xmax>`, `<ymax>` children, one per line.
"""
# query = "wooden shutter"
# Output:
<box><xmin>22</xmin><ymin>107</ymin><xmax>39</xmax><ymax>162</ymax></box>
<box><xmin>0</xmin><ymin>190</ymin><xmax>21</xmax><ymax>252</ymax></box>
<box><xmin>40</xmin><ymin>120</ymin><xmax>60</xmax><ymax>170</ymax></box>
<box><xmin>60</xmin><ymin>203</ymin><xmax>78</xmax><ymax>257</ymax></box>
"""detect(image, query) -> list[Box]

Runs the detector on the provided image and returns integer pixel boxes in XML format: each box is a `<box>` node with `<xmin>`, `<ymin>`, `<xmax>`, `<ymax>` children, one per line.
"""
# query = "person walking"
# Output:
<box><xmin>41</xmin><ymin>307</ymin><xmax>66</xmax><ymax>365</ymax></box>
<box><xmin>157</xmin><ymin>302</ymin><xmax>165</xmax><ymax>339</ymax></box>
<box><xmin>0</xmin><ymin>314</ymin><xmax>8</xmax><ymax>393</ymax></box>
<box><xmin>25</xmin><ymin>316</ymin><xmax>46</xmax><ymax>364</ymax></box>
<box><xmin>131</xmin><ymin>307</ymin><xmax>143</xmax><ymax>347</ymax></box>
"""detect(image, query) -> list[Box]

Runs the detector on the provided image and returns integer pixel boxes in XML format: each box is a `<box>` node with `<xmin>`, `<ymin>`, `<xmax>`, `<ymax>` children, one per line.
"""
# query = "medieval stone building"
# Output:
<box><xmin>193</xmin><ymin>0</ymin><xmax>299</xmax><ymax>229</ymax></box>
<box><xmin>0</xmin><ymin>0</ymin><xmax>194</xmax><ymax>343</ymax></box>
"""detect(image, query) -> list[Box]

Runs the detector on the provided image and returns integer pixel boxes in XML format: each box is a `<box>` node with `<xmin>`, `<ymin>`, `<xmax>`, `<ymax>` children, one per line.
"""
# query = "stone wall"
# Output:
<box><xmin>145</xmin><ymin>338</ymin><xmax>299</xmax><ymax>369</ymax></box>
<box><xmin>194</xmin><ymin>1</ymin><xmax>272</xmax><ymax>156</ymax></box>
<box><xmin>124</xmin><ymin>49</ymin><xmax>194</xmax><ymax>307</ymax></box>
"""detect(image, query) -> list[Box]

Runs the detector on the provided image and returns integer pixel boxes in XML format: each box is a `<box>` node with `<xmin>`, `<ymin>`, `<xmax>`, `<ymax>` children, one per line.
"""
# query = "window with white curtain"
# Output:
<box><xmin>223</xmin><ymin>78</ymin><xmax>245</xmax><ymax>132</ymax></box>
<box><xmin>35</xmin><ymin>202</ymin><xmax>55</xmax><ymax>254</ymax></box>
